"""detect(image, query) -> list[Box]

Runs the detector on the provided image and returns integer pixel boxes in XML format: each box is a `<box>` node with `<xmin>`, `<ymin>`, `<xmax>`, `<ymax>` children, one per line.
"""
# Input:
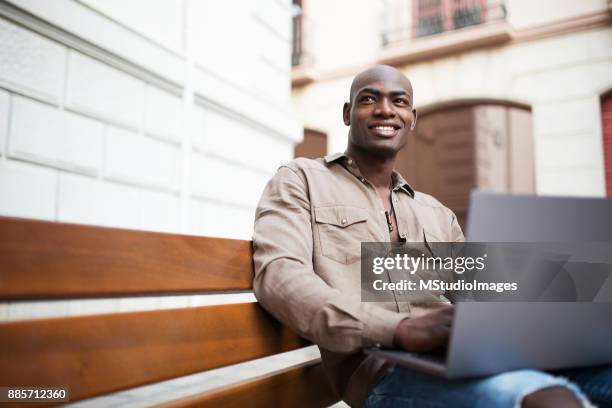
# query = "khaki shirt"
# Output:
<box><xmin>252</xmin><ymin>153</ymin><xmax>464</xmax><ymax>407</ymax></box>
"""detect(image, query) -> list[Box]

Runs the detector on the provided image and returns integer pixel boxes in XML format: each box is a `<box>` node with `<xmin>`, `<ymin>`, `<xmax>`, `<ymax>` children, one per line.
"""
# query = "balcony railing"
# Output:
<box><xmin>382</xmin><ymin>0</ymin><xmax>506</xmax><ymax>47</ymax></box>
<box><xmin>292</xmin><ymin>11</ymin><xmax>314</xmax><ymax>67</ymax></box>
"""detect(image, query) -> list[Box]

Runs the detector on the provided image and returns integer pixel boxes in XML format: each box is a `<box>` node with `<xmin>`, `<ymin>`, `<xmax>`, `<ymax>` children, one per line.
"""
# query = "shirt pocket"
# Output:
<box><xmin>314</xmin><ymin>205</ymin><xmax>369</xmax><ymax>264</ymax></box>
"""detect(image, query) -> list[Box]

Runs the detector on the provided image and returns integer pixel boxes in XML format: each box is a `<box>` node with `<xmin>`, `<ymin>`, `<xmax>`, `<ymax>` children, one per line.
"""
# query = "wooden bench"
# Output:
<box><xmin>0</xmin><ymin>217</ymin><xmax>339</xmax><ymax>407</ymax></box>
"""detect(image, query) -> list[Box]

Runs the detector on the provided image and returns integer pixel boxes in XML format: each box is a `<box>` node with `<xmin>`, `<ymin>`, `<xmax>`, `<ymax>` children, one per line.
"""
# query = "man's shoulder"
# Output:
<box><xmin>412</xmin><ymin>190</ymin><xmax>449</xmax><ymax>209</ymax></box>
<box><xmin>279</xmin><ymin>157</ymin><xmax>329</xmax><ymax>173</ymax></box>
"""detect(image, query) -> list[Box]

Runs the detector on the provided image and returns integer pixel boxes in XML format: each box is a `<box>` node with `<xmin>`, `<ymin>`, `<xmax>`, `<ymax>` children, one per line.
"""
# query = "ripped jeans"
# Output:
<box><xmin>364</xmin><ymin>365</ymin><xmax>612</xmax><ymax>408</ymax></box>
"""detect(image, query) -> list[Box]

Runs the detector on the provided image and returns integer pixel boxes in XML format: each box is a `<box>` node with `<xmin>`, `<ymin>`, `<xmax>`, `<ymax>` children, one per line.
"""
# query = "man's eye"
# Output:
<box><xmin>394</xmin><ymin>98</ymin><xmax>408</xmax><ymax>105</ymax></box>
<box><xmin>361</xmin><ymin>96</ymin><xmax>375</xmax><ymax>103</ymax></box>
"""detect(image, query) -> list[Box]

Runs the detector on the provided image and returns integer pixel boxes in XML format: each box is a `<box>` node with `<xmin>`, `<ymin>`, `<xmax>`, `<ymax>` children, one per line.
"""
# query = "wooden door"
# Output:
<box><xmin>294</xmin><ymin>128</ymin><xmax>327</xmax><ymax>159</ymax></box>
<box><xmin>395</xmin><ymin>103</ymin><xmax>533</xmax><ymax>229</ymax></box>
<box><xmin>602</xmin><ymin>94</ymin><xmax>612</xmax><ymax>196</ymax></box>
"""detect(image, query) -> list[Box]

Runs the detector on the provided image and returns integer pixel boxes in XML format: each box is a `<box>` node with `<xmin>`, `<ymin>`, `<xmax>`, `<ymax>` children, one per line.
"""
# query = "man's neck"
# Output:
<box><xmin>345</xmin><ymin>146</ymin><xmax>395</xmax><ymax>189</ymax></box>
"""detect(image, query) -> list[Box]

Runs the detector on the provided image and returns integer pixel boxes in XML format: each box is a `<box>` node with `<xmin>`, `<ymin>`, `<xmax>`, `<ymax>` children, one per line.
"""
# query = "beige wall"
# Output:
<box><xmin>302</xmin><ymin>0</ymin><xmax>384</xmax><ymax>71</ymax></box>
<box><xmin>506</xmin><ymin>0</ymin><xmax>607</xmax><ymax>29</ymax></box>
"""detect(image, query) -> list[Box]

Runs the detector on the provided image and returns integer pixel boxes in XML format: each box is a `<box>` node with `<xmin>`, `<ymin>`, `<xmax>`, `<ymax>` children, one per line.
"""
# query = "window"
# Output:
<box><xmin>412</xmin><ymin>0</ymin><xmax>501</xmax><ymax>38</ymax></box>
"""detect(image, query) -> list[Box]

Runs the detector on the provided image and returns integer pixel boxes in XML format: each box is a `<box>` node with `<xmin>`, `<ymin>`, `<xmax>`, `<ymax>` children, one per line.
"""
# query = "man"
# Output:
<box><xmin>252</xmin><ymin>65</ymin><xmax>605</xmax><ymax>407</ymax></box>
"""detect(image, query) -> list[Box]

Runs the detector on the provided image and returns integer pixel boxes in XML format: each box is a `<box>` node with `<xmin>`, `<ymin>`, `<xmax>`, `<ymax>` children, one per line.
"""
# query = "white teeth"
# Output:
<box><xmin>374</xmin><ymin>126</ymin><xmax>395</xmax><ymax>131</ymax></box>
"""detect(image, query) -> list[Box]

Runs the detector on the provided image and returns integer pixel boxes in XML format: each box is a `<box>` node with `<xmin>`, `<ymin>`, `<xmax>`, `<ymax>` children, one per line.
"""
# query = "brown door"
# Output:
<box><xmin>602</xmin><ymin>94</ymin><xmax>612</xmax><ymax>196</ymax></box>
<box><xmin>395</xmin><ymin>103</ymin><xmax>534</xmax><ymax>229</ymax></box>
<box><xmin>294</xmin><ymin>128</ymin><xmax>327</xmax><ymax>159</ymax></box>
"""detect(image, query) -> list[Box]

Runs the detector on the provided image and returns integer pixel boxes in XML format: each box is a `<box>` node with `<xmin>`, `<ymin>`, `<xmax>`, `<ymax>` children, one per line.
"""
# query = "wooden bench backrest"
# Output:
<box><xmin>0</xmin><ymin>217</ymin><xmax>337</xmax><ymax>407</ymax></box>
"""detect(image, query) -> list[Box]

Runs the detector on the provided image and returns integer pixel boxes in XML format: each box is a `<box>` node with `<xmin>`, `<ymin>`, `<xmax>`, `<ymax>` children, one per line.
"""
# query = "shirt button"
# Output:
<box><xmin>393</xmin><ymin>197</ymin><xmax>398</xmax><ymax>203</ymax></box>
<box><xmin>347</xmin><ymin>159</ymin><xmax>353</xmax><ymax>165</ymax></box>
<box><xmin>359</xmin><ymin>177</ymin><xmax>366</xmax><ymax>183</ymax></box>
<box><xmin>341</xmin><ymin>218</ymin><xmax>347</xmax><ymax>225</ymax></box>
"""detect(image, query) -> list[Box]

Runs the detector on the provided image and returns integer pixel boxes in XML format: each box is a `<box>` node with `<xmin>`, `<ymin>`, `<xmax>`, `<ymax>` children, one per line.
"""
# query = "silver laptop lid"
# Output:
<box><xmin>466</xmin><ymin>191</ymin><xmax>612</xmax><ymax>242</ymax></box>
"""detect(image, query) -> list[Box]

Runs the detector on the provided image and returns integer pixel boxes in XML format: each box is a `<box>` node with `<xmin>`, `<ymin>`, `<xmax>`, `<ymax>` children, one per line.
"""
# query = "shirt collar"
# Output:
<box><xmin>391</xmin><ymin>171</ymin><xmax>415</xmax><ymax>197</ymax></box>
<box><xmin>323</xmin><ymin>152</ymin><xmax>415</xmax><ymax>197</ymax></box>
<box><xmin>323</xmin><ymin>152</ymin><xmax>346</xmax><ymax>164</ymax></box>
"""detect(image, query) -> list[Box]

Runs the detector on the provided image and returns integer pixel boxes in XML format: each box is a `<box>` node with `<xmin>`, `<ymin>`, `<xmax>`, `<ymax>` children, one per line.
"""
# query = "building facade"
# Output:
<box><xmin>291</xmin><ymin>0</ymin><xmax>612</xmax><ymax>224</ymax></box>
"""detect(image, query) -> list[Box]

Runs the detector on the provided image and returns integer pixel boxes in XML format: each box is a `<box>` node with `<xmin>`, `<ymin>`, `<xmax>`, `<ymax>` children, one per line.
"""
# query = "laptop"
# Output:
<box><xmin>366</xmin><ymin>191</ymin><xmax>612</xmax><ymax>378</ymax></box>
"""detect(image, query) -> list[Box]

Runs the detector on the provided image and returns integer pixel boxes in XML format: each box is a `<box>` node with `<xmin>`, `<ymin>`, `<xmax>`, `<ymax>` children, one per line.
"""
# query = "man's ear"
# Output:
<box><xmin>343</xmin><ymin>102</ymin><xmax>351</xmax><ymax>126</ymax></box>
<box><xmin>410</xmin><ymin>108</ymin><xmax>418</xmax><ymax>130</ymax></box>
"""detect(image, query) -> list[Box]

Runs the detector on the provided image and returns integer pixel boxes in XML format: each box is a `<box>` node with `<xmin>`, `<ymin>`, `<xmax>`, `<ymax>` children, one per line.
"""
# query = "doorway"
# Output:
<box><xmin>395</xmin><ymin>103</ymin><xmax>534</xmax><ymax>228</ymax></box>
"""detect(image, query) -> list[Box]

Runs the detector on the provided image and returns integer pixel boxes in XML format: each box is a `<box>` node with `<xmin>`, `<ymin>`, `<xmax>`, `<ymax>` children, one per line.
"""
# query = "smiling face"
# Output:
<box><xmin>343</xmin><ymin>66</ymin><xmax>417</xmax><ymax>159</ymax></box>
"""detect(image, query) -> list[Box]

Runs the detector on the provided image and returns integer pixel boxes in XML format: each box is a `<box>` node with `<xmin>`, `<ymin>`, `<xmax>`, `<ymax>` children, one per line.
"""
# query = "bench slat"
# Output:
<box><xmin>155</xmin><ymin>360</ymin><xmax>339</xmax><ymax>408</ymax></box>
<box><xmin>0</xmin><ymin>217</ymin><xmax>253</xmax><ymax>299</ymax></box>
<box><xmin>0</xmin><ymin>303</ymin><xmax>308</xmax><ymax>402</ymax></box>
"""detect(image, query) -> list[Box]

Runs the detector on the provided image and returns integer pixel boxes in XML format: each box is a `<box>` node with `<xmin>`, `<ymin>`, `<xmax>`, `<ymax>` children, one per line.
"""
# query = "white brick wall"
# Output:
<box><xmin>144</xmin><ymin>86</ymin><xmax>183</xmax><ymax>144</ymax></box>
<box><xmin>0</xmin><ymin>159</ymin><xmax>57</xmax><ymax>220</ymax></box>
<box><xmin>187</xmin><ymin>198</ymin><xmax>255</xmax><ymax>240</ymax></box>
<box><xmin>105</xmin><ymin>126</ymin><xmax>180</xmax><ymax>191</ymax></box>
<box><xmin>9</xmin><ymin>96</ymin><xmax>104</xmax><ymax>175</ymax></box>
<box><xmin>0</xmin><ymin>18</ymin><xmax>66</xmax><ymax>104</ymax></box>
<box><xmin>66</xmin><ymin>51</ymin><xmax>145</xmax><ymax>130</ymax></box>
<box><xmin>57</xmin><ymin>172</ymin><xmax>140</xmax><ymax>229</ymax></box>
<box><xmin>255</xmin><ymin>57</ymin><xmax>291</xmax><ymax>104</ymax></box>
<box><xmin>192</xmin><ymin>105</ymin><xmax>292</xmax><ymax>174</ymax></box>
<box><xmin>139</xmin><ymin>189</ymin><xmax>181</xmax><ymax>233</ymax></box>
<box><xmin>7</xmin><ymin>0</ymin><xmax>185</xmax><ymax>85</ymax></box>
<box><xmin>0</xmin><ymin>89</ymin><xmax>8</xmax><ymax>154</ymax></box>
<box><xmin>190</xmin><ymin>0</ymin><xmax>253</xmax><ymax>91</ymax></box>
<box><xmin>253</xmin><ymin>0</ymin><xmax>292</xmax><ymax>43</ymax></box>
<box><xmin>193</xmin><ymin>67</ymin><xmax>301</xmax><ymax>143</ymax></box>
<box><xmin>78</xmin><ymin>0</ymin><xmax>185</xmax><ymax>53</ymax></box>
<box><xmin>0</xmin><ymin>4</ymin><xmax>299</xmax><ymax>239</ymax></box>
<box><xmin>190</xmin><ymin>152</ymin><xmax>269</xmax><ymax>209</ymax></box>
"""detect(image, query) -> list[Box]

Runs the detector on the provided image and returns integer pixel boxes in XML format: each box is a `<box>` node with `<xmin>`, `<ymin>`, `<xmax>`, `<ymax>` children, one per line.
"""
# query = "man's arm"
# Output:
<box><xmin>393</xmin><ymin>305</ymin><xmax>454</xmax><ymax>352</ymax></box>
<box><xmin>394</xmin><ymin>206</ymin><xmax>465</xmax><ymax>351</ymax></box>
<box><xmin>253</xmin><ymin>165</ymin><xmax>408</xmax><ymax>353</ymax></box>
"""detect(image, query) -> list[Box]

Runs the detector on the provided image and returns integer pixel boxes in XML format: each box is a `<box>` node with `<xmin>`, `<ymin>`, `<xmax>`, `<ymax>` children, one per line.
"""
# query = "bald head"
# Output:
<box><xmin>349</xmin><ymin>65</ymin><xmax>413</xmax><ymax>105</ymax></box>
<box><xmin>342</xmin><ymin>64</ymin><xmax>417</xmax><ymax>160</ymax></box>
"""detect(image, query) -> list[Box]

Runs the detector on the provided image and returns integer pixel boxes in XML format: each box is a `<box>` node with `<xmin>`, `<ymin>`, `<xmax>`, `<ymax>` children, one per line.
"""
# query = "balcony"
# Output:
<box><xmin>291</xmin><ymin>5</ymin><xmax>316</xmax><ymax>86</ymax></box>
<box><xmin>380</xmin><ymin>0</ymin><xmax>511</xmax><ymax>66</ymax></box>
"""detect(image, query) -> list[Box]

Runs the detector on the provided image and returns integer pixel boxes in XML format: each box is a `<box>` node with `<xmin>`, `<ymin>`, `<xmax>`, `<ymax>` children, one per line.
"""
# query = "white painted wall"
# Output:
<box><xmin>303</xmin><ymin>0</ymin><xmax>385</xmax><ymax>71</ymax></box>
<box><xmin>506</xmin><ymin>0</ymin><xmax>607</xmax><ymax>29</ymax></box>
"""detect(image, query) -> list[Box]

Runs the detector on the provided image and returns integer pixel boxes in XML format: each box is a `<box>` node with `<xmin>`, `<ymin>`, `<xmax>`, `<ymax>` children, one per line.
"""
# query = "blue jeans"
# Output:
<box><xmin>364</xmin><ymin>365</ymin><xmax>612</xmax><ymax>408</ymax></box>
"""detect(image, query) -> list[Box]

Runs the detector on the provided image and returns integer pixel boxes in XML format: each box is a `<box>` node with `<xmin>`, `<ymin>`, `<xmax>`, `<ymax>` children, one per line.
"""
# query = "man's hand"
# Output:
<box><xmin>393</xmin><ymin>305</ymin><xmax>454</xmax><ymax>352</ymax></box>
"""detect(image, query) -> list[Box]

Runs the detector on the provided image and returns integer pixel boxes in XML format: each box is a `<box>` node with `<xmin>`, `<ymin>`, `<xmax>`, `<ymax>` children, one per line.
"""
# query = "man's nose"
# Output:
<box><xmin>375</xmin><ymin>98</ymin><xmax>395</xmax><ymax>117</ymax></box>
